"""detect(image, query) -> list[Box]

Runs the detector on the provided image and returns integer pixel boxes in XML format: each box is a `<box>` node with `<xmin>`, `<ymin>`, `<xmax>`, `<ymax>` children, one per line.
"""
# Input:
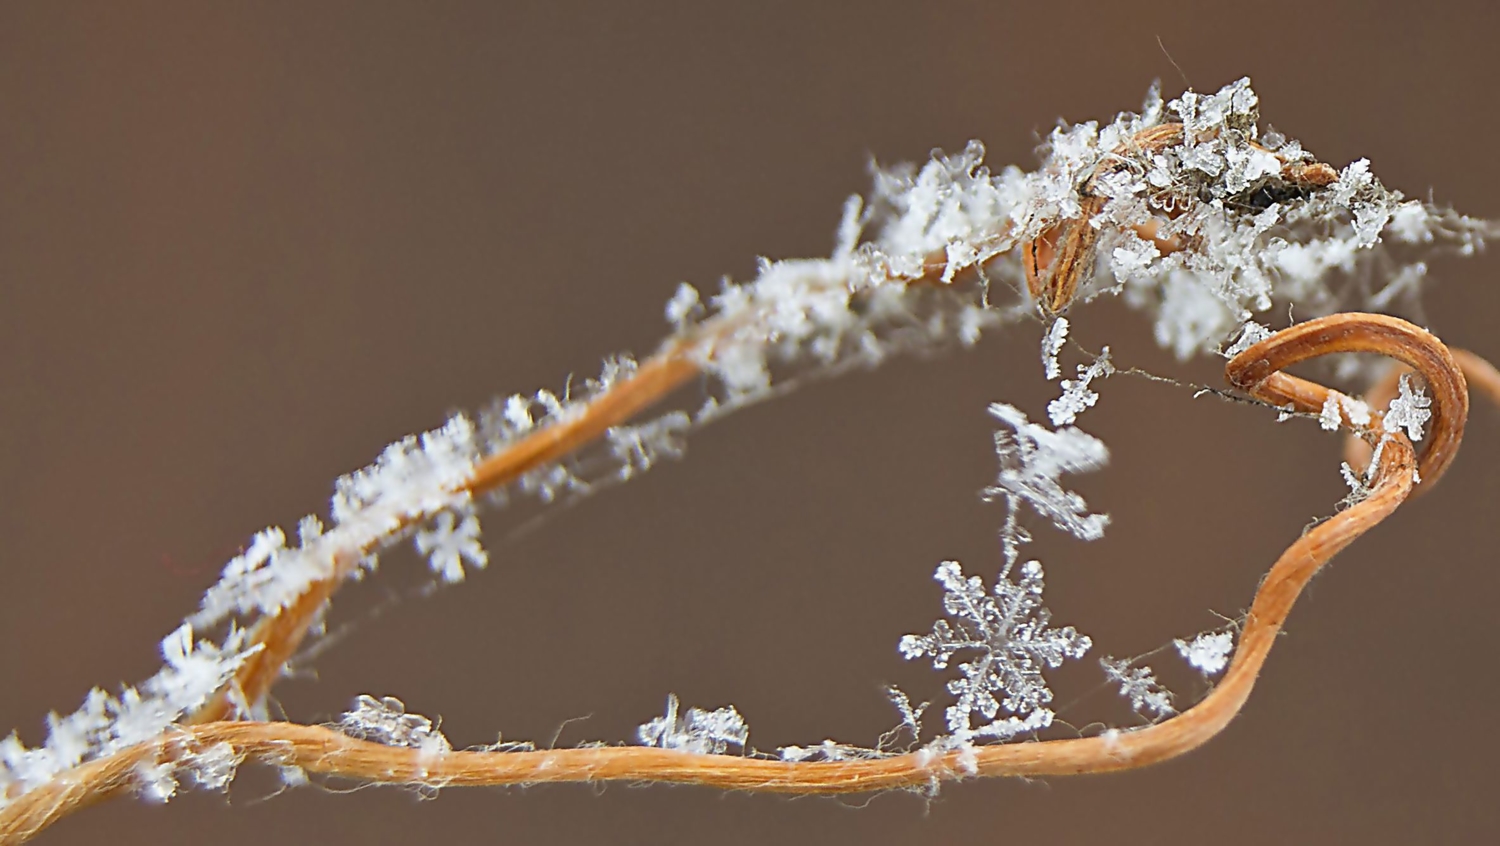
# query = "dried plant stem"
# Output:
<box><xmin>2</xmin><ymin>314</ymin><xmax>1483</xmax><ymax>845</ymax></box>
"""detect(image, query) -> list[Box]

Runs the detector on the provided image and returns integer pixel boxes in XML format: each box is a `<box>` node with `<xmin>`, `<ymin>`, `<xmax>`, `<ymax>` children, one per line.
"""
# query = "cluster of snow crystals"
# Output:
<box><xmin>1100</xmin><ymin>657</ymin><xmax>1176</xmax><ymax>720</ymax></box>
<box><xmin>637</xmin><ymin>694</ymin><xmax>748</xmax><ymax>755</ymax></box>
<box><xmin>900</xmin><ymin>560</ymin><xmax>1092</xmax><ymax>740</ymax></box>
<box><xmin>182</xmin><ymin>741</ymin><xmax>243</xmax><ymax>791</ymax></box>
<box><xmin>193</xmin><ymin>413</ymin><xmax>483</xmax><ymax>629</ymax></box>
<box><xmin>984</xmin><ymin>402</ymin><xmax>1110</xmax><ymax>542</ymax></box>
<box><xmin>0</xmin><ymin>623</ymin><xmax>258</xmax><ymax>807</ymax></box>
<box><xmin>339</xmin><ymin>695</ymin><xmax>451</xmax><ymax>756</ymax></box>
<box><xmin>1174</xmin><ymin>631</ymin><xmax>1235</xmax><ymax>676</ymax></box>
<box><xmin>675</xmin><ymin>136</ymin><xmax>1025</xmax><ymax>422</ymax></box>
<box><xmin>1383</xmin><ymin>373</ymin><xmax>1432</xmax><ymax>442</ymax></box>
<box><xmin>130</xmin><ymin>739</ymin><xmax>246</xmax><ymax>803</ymax></box>
<box><xmin>1016</xmin><ymin>78</ymin><xmax>1500</xmax><ymax>361</ymax></box>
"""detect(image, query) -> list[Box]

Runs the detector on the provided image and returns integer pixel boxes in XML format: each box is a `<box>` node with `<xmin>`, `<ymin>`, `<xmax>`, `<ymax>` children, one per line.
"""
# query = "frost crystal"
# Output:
<box><xmin>1101</xmin><ymin>657</ymin><xmax>1175</xmax><ymax>720</ymax></box>
<box><xmin>605</xmin><ymin>411</ymin><xmax>691</xmax><ymax>480</ymax></box>
<box><xmin>900</xmin><ymin>560</ymin><xmax>1091</xmax><ymax>738</ymax></box>
<box><xmin>1383</xmin><ymin>373</ymin><xmax>1432</xmax><ymax>442</ymax></box>
<box><xmin>1319</xmin><ymin>394</ymin><xmax>1343</xmax><ymax>431</ymax></box>
<box><xmin>414</xmin><ymin>504</ymin><xmax>488</xmax><ymax>583</ymax></box>
<box><xmin>134</xmin><ymin>759</ymin><xmax>178</xmax><ymax>803</ymax></box>
<box><xmin>1041</xmin><ymin>317</ymin><xmax>1070</xmax><ymax>380</ymax></box>
<box><xmin>1047</xmin><ymin>347</ymin><xmax>1114</xmax><ymax>427</ymax></box>
<box><xmin>339</xmin><ymin>695</ymin><xmax>451</xmax><ymax>756</ymax></box>
<box><xmin>665</xmin><ymin>282</ymin><xmax>701</xmax><ymax>328</ymax></box>
<box><xmin>1174</xmin><ymin>631</ymin><xmax>1234</xmax><ymax>676</ymax></box>
<box><xmin>184</xmin><ymin>742</ymin><xmax>243</xmax><ymax>791</ymax></box>
<box><xmin>1340</xmin><ymin>460</ymin><xmax>1372</xmax><ymax>505</ymax></box>
<box><xmin>985</xmin><ymin>403</ymin><xmax>1110</xmax><ymax>542</ymax></box>
<box><xmin>638</xmin><ymin>694</ymin><xmax>748</xmax><ymax>755</ymax></box>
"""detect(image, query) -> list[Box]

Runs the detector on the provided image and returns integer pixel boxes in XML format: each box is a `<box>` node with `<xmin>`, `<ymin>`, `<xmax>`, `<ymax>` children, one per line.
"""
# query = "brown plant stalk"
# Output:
<box><xmin>2</xmin><ymin>312</ymin><xmax>1487</xmax><ymax>844</ymax></box>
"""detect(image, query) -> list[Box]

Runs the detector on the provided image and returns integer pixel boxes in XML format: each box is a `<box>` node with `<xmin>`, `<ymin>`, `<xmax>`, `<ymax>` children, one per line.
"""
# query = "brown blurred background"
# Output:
<box><xmin>2</xmin><ymin>2</ymin><xmax>1498</xmax><ymax>844</ymax></box>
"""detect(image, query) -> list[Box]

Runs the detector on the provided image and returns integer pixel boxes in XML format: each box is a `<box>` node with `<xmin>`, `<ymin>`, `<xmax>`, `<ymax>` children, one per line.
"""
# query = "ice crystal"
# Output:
<box><xmin>1340</xmin><ymin>460</ymin><xmax>1372</xmax><ymax>506</ymax></box>
<box><xmin>1174</xmin><ymin>631</ymin><xmax>1234</xmax><ymax>676</ymax></box>
<box><xmin>1319</xmin><ymin>394</ymin><xmax>1343</xmax><ymax>431</ymax></box>
<box><xmin>665</xmin><ymin>282</ymin><xmax>702</xmax><ymax>329</ymax></box>
<box><xmin>900</xmin><ymin>560</ymin><xmax>1091</xmax><ymax>738</ymax></box>
<box><xmin>1041</xmin><ymin>317</ymin><xmax>1070</xmax><ymax>380</ymax></box>
<box><xmin>1383</xmin><ymin>373</ymin><xmax>1432</xmax><ymax>442</ymax></box>
<box><xmin>339</xmin><ymin>695</ymin><xmax>451</xmax><ymax>756</ymax></box>
<box><xmin>985</xmin><ymin>403</ymin><xmax>1110</xmax><ymax>542</ymax></box>
<box><xmin>637</xmin><ymin>694</ymin><xmax>748</xmax><ymax>755</ymax></box>
<box><xmin>1101</xmin><ymin>657</ymin><xmax>1176</xmax><ymax>719</ymax></box>
<box><xmin>183</xmin><ymin>742</ymin><xmax>243</xmax><ymax>792</ymax></box>
<box><xmin>1047</xmin><ymin>347</ymin><xmax>1114</xmax><ymax>427</ymax></box>
<box><xmin>414</xmin><ymin>504</ymin><xmax>488</xmax><ymax>583</ymax></box>
<box><xmin>605</xmin><ymin>411</ymin><xmax>692</xmax><ymax>480</ymax></box>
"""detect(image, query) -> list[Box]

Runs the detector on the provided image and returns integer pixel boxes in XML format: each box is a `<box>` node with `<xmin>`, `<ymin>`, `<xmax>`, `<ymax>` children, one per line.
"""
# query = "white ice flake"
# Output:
<box><xmin>1173</xmin><ymin>631</ymin><xmax>1234</xmax><ymax>676</ymax></box>
<box><xmin>637</xmin><ymin>694</ymin><xmax>748</xmax><ymax>755</ymax></box>
<box><xmin>184</xmin><ymin>742</ymin><xmax>243</xmax><ymax>791</ymax></box>
<box><xmin>1319</xmin><ymin>394</ymin><xmax>1343</xmax><ymax>431</ymax></box>
<box><xmin>1100</xmin><ymin>657</ymin><xmax>1175</xmax><ymax>719</ymax></box>
<box><xmin>665</xmin><ymin>282</ymin><xmax>702</xmax><ymax>329</ymax></box>
<box><xmin>605</xmin><ymin>412</ymin><xmax>692</xmax><ymax>480</ymax></box>
<box><xmin>1383</xmin><ymin>373</ymin><xmax>1432</xmax><ymax>442</ymax></box>
<box><xmin>1042</xmin><ymin>317</ymin><xmax>1070</xmax><ymax>380</ymax></box>
<box><xmin>134</xmin><ymin>759</ymin><xmax>178</xmax><ymax>803</ymax></box>
<box><xmin>339</xmin><ymin>695</ymin><xmax>451</xmax><ymax>756</ymax></box>
<box><xmin>414</xmin><ymin>504</ymin><xmax>488</xmax><ymax>583</ymax></box>
<box><xmin>1341</xmin><ymin>394</ymin><xmax>1373</xmax><ymax>427</ymax></box>
<box><xmin>985</xmin><ymin>403</ymin><xmax>1110</xmax><ymax>542</ymax></box>
<box><xmin>900</xmin><ymin>560</ymin><xmax>1091</xmax><ymax>738</ymax></box>
<box><xmin>1224</xmin><ymin>321</ymin><xmax>1274</xmax><ymax>358</ymax></box>
<box><xmin>1047</xmin><ymin>347</ymin><xmax>1114</xmax><ymax>427</ymax></box>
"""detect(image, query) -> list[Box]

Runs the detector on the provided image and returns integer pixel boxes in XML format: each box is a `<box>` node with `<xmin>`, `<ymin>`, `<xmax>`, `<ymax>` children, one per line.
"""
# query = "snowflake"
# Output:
<box><xmin>900</xmin><ymin>560</ymin><xmax>1091</xmax><ymax>738</ymax></box>
<box><xmin>1319</xmin><ymin>394</ymin><xmax>1343</xmax><ymax>431</ymax></box>
<box><xmin>339</xmin><ymin>695</ymin><xmax>451</xmax><ymax>755</ymax></box>
<box><xmin>1041</xmin><ymin>317</ymin><xmax>1070</xmax><ymax>380</ymax></box>
<box><xmin>664</xmin><ymin>282</ymin><xmax>702</xmax><ymax>329</ymax></box>
<box><xmin>1100</xmin><ymin>657</ymin><xmax>1175</xmax><ymax>719</ymax></box>
<box><xmin>1173</xmin><ymin>631</ymin><xmax>1234</xmax><ymax>676</ymax></box>
<box><xmin>605</xmin><ymin>411</ymin><xmax>692</xmax><ymax>480</ymax></box>
<box><xmin>984</xmin><ymin>402</ymin><xmax>1110</xmax><ymax>542</ymax></box>
<box><xmin>1047</xmin><ymin>347</ymin><xmax>1114</xmax><ymax>427</ymax></box>
<box><xmin>637</xmin><ymin>694</ymin><xmax>748</xmax><ymax>755</ymax></box>
<box><xmin>1383</xmin><ymin>373</ymin><xmax>1432</xmax><ymax>442</ymax></box>
<box><xmin>414</xmin><ymin>504</ymin><xmax>488</xmax><ymax>583</ymax></box>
